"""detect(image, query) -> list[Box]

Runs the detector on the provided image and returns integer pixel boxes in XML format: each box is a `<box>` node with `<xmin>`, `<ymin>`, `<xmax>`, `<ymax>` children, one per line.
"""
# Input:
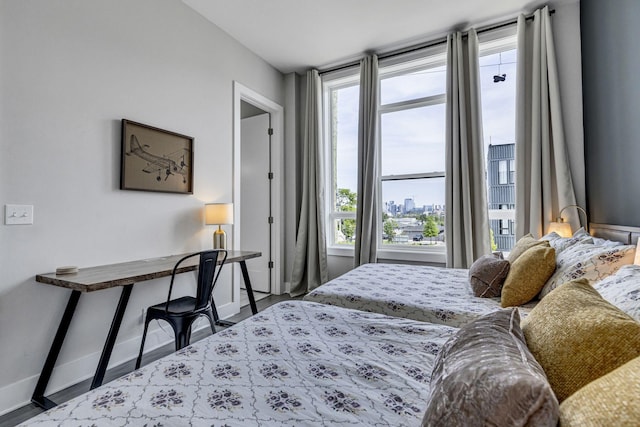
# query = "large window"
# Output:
<box><xmin>324</xmin><ymin>75</ymin><xmax>360</xmax><ymax>246</ymax></box>
<box><xmin>479</xmin><ymin>35</ymin><xmax>518</xmax><ymax>252</ymax></box>
<box><xmin>379</xmin><ymin>56</ymin><xmax>447</xmax><ymax>249</ymax></box>
<box><xmin>324</xmin><ymin>33</ymin><xmax>518</xmax><ymax>257</ymax></box>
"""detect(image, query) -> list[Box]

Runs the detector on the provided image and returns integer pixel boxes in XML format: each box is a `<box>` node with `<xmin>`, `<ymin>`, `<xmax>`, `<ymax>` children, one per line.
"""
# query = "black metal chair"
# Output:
<box><xmin>136</xmin><ymin>250</ymin><xmax>227</xmax><ymax>369</ymax></box>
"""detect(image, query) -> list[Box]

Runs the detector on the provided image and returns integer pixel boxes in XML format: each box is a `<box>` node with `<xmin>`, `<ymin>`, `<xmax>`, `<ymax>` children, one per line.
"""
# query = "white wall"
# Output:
<box><xmin>0</xmin><ymin>0</ymin><xmax>283</xmax><ymax>414</ymax></box>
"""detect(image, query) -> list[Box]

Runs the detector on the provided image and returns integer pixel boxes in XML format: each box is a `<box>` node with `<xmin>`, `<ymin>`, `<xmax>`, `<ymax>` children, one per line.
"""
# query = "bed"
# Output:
<box><xmin>20</xmin><ymin>224</ymin><xmax>640</xmax><ymax>426</ymax></box>
<box><xmin>20</xmin><ymin>301</ymin><xmax>456</xmax><ymax>426</ymax></box>
<box><xmin>304</xmin><ymin>223</ymin><xmax>639</xmax><ymax>327</ymax></box>
<box><xmin>304</xmin><ymin>262</ymin><xmax>537</xmax><ymax>327</ymax></box>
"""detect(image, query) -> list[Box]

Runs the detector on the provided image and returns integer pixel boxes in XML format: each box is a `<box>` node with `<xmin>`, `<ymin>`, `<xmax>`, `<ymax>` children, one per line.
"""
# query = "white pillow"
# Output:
<box><xmin>592</xmin><ymin>237</ymin><xmax>624</xmax><ymax>247</ymax></box>
<box><xmin>540</xmin><ymin>230</ymin><xmax>593</xmax><ymax>254</ymax></box>
<box><xmin>594</xmin><ymin>264</ymin><xmax>640</xmax><ymax>322</ymax></box>
<box><xmin>539</xmin><ymin>243</ymin><xmax>636</xmax><ymax>299</ymax></box>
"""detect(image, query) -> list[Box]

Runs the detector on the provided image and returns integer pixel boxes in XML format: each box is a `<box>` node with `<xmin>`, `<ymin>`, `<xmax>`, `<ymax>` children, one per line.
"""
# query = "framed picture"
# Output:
<box><xmin>120</xmin><ymin>119</ymin><xmax>194</xmax><ymax>194</ymax></box>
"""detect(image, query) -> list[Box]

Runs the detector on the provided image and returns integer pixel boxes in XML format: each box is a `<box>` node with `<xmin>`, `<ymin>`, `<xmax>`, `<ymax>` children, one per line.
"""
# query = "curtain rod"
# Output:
<box><xmin>318</xmin><ymin>8</ymin><xmax>554</xmax><ymax>75</ymax></box>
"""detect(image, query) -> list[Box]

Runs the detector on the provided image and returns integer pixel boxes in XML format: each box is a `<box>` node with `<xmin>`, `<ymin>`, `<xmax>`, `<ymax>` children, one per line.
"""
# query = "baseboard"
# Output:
<box><xmin>0</xmin><ymin>301</ymin><xmax>236</xmax><ymax>416</ymax></box>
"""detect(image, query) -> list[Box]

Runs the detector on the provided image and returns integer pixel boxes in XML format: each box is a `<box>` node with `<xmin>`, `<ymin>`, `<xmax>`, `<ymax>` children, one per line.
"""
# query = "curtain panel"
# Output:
<box><xmin>290</xmin><ymin>69</ymin><xmax>328</xmax><ymax>296</ymax></box>
<box><xmin>515</xmin><ymin>6</ymin><xmax>579</xmax><ymax>238</ymax></box>
<box><xmin>354</xmin><ymin>55</ymin><xmax>380</xmax><ymax>266</ymax></box>
<box><xmin>445</xmin><ymin>30</ymin><xmax>491</xmax><ymax>268</ymax></box>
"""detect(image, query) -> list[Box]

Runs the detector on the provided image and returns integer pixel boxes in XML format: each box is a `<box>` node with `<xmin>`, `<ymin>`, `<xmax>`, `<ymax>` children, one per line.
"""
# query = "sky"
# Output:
<box><xmin>334</xmin><ymin>48</ymin><xmax>517</xmax><ymax>210</ymax></box>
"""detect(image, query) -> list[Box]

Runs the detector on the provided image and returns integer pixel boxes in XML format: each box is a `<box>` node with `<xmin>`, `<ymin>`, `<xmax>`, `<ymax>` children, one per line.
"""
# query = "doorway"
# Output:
<box><xmin>232</xmin><ymin>82</ymin><xmax>284</xmax><ymax>315</ymax></box>
<box><xmin>240</xmin><ymin>104</ymin><xmax>271</xmax><ymax>294</ymax></box>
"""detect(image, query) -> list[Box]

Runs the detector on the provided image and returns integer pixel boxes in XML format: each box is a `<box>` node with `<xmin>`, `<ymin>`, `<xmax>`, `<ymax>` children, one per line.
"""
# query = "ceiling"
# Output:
<box><xmin>182</xmin><ymin>0</ymin><xmax>569</xmax><ymax>74</ymax></box>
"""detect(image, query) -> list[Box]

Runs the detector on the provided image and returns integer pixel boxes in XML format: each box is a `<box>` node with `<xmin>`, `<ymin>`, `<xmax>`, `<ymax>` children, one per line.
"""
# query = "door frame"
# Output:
<box><xmin>232</xmin><ymin>81</ymin><xmax>284</xmax><ymax>305</ymax></box>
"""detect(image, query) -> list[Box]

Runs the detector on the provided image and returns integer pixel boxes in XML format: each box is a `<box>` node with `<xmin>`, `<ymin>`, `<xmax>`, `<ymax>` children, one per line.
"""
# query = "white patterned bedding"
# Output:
<box><xmin>21</xmin><ymin>301</ymin><xmax>456</xmax><ymax>426</ymax></box>
<box><xmin>304</xmin><ymin>263</ymin><xmax>536</xmax><ymax>327</ymax></box>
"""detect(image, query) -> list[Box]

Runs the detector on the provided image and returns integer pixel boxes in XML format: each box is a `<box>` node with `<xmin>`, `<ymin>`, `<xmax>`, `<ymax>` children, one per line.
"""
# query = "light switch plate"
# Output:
<box><xmin>5</xmin><ymin>204</ymin><xmax>34</xmax><ymax>225</ymax></box>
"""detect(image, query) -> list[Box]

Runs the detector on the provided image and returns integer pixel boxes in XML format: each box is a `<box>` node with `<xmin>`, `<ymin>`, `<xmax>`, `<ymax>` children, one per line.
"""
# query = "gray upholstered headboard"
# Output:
<box><xmin>590</xmin><ymin>223</ymin><xmax>640</xmax><ymax>245</ymax></box>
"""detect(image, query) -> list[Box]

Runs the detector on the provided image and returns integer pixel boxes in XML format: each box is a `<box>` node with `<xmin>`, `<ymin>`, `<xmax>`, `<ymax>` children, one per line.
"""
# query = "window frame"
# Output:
<box><xmin>376</xmin><ymin>52</ymin><xmax>448</xmax><ymax>259</ymax></box>
<box><xmin>322</xmin><ymin>71</ymin><xmax>361</xmax><ymax>253</ymax></box>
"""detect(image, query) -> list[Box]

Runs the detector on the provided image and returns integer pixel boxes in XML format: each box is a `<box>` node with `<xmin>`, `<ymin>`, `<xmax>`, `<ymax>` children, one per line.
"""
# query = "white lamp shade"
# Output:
<box><xmin>205</xmin><ymin>203</ymin><xmax>234</xmax><ymax>225</ymax></box>
<box><xmin>547</xmin><ymin>221</ymin><xmax>572</xmax><ymax>238</ymax></box>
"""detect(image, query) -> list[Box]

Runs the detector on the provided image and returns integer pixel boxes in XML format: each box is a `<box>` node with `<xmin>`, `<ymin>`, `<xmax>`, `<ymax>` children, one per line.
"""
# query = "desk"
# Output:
<box><xmin>31</xmin><ymin>250</ymin><xmax>261</xmax><ymax>410</ymax></box>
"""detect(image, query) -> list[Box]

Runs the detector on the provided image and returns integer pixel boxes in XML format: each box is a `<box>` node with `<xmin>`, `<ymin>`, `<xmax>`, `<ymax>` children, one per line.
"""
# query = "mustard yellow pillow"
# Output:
<box><xmin>501</xmin><ymin>246</ymin><xmax>556</xmax><ymax>307</ymax></box>
<box><xmin>521</xmin><ymin>279</ymin><xmax>640</xmax><ymax>402</ymax></box>
<box><xmin>559</xmin><ymin>355</ymin><xmax>640</xmax><ymax>426</ymax></box>
<box><xmin>508</xmin><ymin>233</ymin><xmax>550</xmax><ymax>263</ymax></box>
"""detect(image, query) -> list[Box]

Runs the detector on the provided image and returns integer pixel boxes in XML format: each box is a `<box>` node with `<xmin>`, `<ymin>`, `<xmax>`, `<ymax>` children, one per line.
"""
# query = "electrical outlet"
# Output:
<box><xmin>5</xmin><ymin>204</ymin><xmax>34</xmax><ymax>225</ymax></box>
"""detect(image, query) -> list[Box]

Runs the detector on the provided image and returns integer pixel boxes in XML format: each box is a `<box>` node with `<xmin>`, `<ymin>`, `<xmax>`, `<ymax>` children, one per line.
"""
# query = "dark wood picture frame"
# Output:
<box><xmin>120</xmin><ymin>119</ymin><xmax>194</xmax><ymax>194</ymax></box>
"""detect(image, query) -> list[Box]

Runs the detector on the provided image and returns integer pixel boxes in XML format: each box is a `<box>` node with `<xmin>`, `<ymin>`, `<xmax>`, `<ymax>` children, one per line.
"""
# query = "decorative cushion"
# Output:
<box><xmin>540</xmin><ymin>231</ymin><xmax>593</xmax><ymax>254</ymax></box>
<box><xmin>501</xmin><ymin>246</ymin><xmax>556</xmax><ymax>307</ymax></box>
<box><xmin>594</xmin><ymin>264</ymin><xmax>640</xmax><ymax>322</ymax></box>
<box><xmin>508</xmin><ymin>234</ymin><xmax>550</xmax><ymax>263</ymax></box>
<box><xmin>422</xmin><ymin>309</ymin><xmax>558</xmax><ymax>427</ymax></box>
<box><xmin>468</xmin><ymin>254</ymin><xmax>510</xmax><ymax>298</ymax></box>
<box><xmin>559</xmin><ymin>355</ymin><xmax>640</xmax><ymax>426</ymax></box>
<box><xmin>521</xmin><ymin>279</ymin><xmax>640</xmax><ymax>402</ymax></box>
<box><xmin>538</xmin><ymin>243</ymin><xmax>635</xmax><ymax>298</ymax></box>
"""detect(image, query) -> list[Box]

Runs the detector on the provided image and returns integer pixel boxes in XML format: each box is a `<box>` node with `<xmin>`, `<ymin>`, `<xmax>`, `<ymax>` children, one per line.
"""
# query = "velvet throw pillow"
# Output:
<box><xmin>422</xmin><ymin>309</ymin><xmax>558</xmax><ymax>427</ymax></box>
<box><xmin>468</xmin><ymin>254</ymin><xmax>510</xmax><ymax>298</ymax></box>
<box><xmin>521</xmin><ymin>279</ymin><xmax>640</xmax><ymax>402</ymax></box>
<box><xmin>508</xmin><ymin>234</ymin><xmax>550</xmax><ymax>263</ymax></box>
<box><xmin>559</xmin><ymin>355</ymin><xmax>640</xmax><ymax>426</ymax></box>
<box><xmin>501</xmin><ymin>246</ymin><xmax>556</xmax><ymax>307</ymax></box>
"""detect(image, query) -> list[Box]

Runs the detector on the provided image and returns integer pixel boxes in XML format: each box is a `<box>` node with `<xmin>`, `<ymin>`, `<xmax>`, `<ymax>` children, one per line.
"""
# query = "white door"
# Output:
<box><xmin>240</xmin><ymin>112</ymin><xmax>271</xmax><ymax>293</ymax></box>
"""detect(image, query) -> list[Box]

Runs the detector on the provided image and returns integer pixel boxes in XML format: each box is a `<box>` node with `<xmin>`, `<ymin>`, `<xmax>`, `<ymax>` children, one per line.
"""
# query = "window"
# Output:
<box><xmin>324</xmin><ymin>32</ymin><xmax>518</xmax><ymax>257</ymax></box>
<box><xmin>324</xmin><ymin>51</ymin><xmax>447</xmax><ymax>254</ymax></box>
<box><xmin>324</xmin><ymin>75</ymin><xmax>360</xmax><ymax>246</ymax></box>
<box><xmin>509</xmin><ymin>159</ymin><xmax>516</xmax><ymax>184</ymax></box>
<box><xmin>480</xmin><ymin>34</ymin><xmax>518</xmax><ymax>252</ymax></box>
<box><xmin>498</xmin><ymin>160</ymin><xmax>508</xmax><ymax>184</ymax></box>
<box><xmin>379</xmin><ymin>55</ymin><xmax>447</xmax><ymax>250</ymax></box>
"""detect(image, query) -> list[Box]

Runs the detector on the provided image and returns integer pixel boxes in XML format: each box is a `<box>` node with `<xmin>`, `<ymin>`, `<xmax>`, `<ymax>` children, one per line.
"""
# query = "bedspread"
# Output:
<box><xmin>21</xmin><ymin>301</ymin><xmax>456</xmax><ymax>426</ymax></box>
<box><xmin>304</xmin><ymin>263</ymin><xmax>535</xmax><ymax>327</ymax></box>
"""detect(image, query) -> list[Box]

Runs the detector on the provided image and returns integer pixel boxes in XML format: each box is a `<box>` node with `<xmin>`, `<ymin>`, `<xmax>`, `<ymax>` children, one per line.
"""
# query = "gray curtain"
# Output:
<box><xmin>290</xmin><ymin>69</ymin><xmax>328</xmax><ymax>296</ymax></box>
<box><xmin>515</xmin><ymin>6</ymin><xmax>579</xmax><ymax>238</ymax></box>
<box><xmin>354</xmin><ymin>55</ymin><xmax>380</xmax><ymax>266</ymax></box>
<box><xmin>445</xmin><ymin>30</ymin><xmax>491</xmax><ymax>268</ymax></box>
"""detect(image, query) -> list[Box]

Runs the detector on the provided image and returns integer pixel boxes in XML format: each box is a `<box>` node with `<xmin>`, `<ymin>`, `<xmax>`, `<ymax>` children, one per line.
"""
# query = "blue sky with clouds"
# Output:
<box><xmin>334</xmin><ymin>48</ymin><xmax>516</xmax><ymax>210</ymax></box>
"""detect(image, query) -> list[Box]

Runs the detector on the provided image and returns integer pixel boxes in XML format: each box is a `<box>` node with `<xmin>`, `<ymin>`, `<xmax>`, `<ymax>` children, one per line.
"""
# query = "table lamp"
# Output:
<box><xmin>547</xmin><ymin>204</ymin><xmax>588</xmax><ymax>238</ymax></box>
<box><xmin>205</xmin><ymin>203</ymin><xmax>233</xmax><ymax>249</ymax></box>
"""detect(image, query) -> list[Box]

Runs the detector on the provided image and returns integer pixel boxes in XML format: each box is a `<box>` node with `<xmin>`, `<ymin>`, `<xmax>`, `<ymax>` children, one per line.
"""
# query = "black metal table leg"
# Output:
<box><xmin>214</xmin><ymin>260</ymin><xmax>259</xmax><ymax>327</ymax></box>
<box><xmin>90</xmin><ymin>284</ymin><xmax>133</xmax><ymax>389</ymax></box>
<box><xmin>32</xmin><ymin>290</ymin><xmax>82</xmax><ymax>409</ymax></box>
<box><xmin>239</xmin><ymin>260</ymin><xmax>258</xmax><ymax>315</ymax></box>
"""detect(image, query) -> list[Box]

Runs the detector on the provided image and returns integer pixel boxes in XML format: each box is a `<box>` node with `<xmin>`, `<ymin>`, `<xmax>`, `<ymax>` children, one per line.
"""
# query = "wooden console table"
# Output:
<box><xmin>31</xmin><ymin>250</ymin><xmax>261</xmax><ymax>410</ymax></box>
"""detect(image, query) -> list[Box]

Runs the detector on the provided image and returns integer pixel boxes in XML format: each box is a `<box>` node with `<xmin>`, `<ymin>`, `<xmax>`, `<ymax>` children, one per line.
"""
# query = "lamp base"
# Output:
<box><xmin>213</xmin><ymin>229</ymin><xmax>227</xmax><ymax>249</ymax></box>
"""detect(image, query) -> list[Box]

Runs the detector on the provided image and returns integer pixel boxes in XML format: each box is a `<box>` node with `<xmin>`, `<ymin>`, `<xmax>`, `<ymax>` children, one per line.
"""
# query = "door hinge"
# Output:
<box><xmin>268</xmin><ymin>172</ymin><xmax>274</xmax><ymax>180</ymax></box>
<box><xmin>268</xmin><ymin>128</ymin><xmax>274</xmax><ymax>136</ymax></box>
<box><xmin>268</xmin><ymin>261</ymin><xmax>274</xmax><ymax>269</ymax></box>
<box><xmin>268</xmin><ymin>216</ymin><xmax>274</xmax><ymax>224</ymax></box>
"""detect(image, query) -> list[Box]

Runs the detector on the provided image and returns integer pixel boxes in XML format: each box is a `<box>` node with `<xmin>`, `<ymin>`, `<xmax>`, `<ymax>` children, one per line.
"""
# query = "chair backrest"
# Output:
<box><xmin>166</xmin><ymin>250</ymin><xmax>228</xmax><ymax>312</ymax></box>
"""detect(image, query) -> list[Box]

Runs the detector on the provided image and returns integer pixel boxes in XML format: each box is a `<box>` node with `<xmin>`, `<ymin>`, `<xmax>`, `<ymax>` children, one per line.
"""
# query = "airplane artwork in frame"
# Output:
<box><xmin>120</xmin><ymin>119</ymin><xmax>194</xmax><ymax>194</ymax></box>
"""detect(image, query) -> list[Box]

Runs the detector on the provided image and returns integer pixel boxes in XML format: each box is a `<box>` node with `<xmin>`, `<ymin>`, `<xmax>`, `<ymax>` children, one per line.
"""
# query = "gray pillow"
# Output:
<box><xmin>468</xmin><ymin>254</ymin><xmax>510</xmax><ymax>297</ymax></box>
<box><xmin>422</xmin><ymin>309</ymin><xmax>559</xmax><ymax>427</ymax></box>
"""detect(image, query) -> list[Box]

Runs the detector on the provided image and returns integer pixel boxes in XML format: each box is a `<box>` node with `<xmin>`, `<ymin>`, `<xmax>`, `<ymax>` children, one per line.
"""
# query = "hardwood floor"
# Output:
<box><xmin>0</xmin><ymin>293</ymin><xmax>297</xmax><ymax>427</ymax></box>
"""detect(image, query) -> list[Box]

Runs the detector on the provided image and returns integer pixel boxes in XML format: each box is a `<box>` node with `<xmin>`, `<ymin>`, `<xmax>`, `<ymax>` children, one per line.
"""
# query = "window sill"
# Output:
<box><xmin>327</xmin><ymin>246</ymin><xmax>446</xmax><ymax>264</ymax></box>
